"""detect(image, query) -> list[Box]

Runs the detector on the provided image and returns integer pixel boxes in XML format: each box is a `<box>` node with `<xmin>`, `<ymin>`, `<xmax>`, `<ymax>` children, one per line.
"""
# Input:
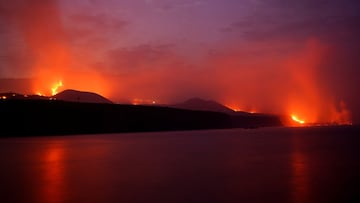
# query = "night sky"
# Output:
<box><xmin>1</xmin><ymin>0</ymin><xmax>360</xmax><ymax>124</ymax></box>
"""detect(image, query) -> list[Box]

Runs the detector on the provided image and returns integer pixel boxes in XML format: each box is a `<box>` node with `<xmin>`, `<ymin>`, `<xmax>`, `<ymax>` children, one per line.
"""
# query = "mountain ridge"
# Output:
<box><xmin>54</xmin><ymin>89</ymin><xmax>113</xmax><ymax>104</ymax></box>
<box><xmin>171</xmin><ymin>97</ymin><xmax>235</xmax><ymax>114</ymax></box>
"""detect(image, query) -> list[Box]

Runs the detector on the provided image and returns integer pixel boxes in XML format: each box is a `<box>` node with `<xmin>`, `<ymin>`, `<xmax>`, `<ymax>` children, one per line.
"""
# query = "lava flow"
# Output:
<box><xmin>35</xmin><ymin>80</ymin><xmax>63</xmax><ymax>97</ymax></box>
<box><xmin>291</xmin><ymin>115</ymin><xmax>305</xmax><ymax>125</ymax></box>
<box><xmin>51</xmin><ymin>81</ymin><xmax>63</xmax><ymax>96</ymax></box>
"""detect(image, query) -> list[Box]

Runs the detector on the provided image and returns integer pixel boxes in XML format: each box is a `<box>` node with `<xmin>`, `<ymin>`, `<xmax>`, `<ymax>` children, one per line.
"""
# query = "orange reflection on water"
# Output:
<box><xmin>43</xmin><ymin>142</ymin><xmax>66</xmax><ymax>203</ymax></box>
<box><xmin>291</xmin><ymin>136</ymin><xmax>310</xmax><ymax>203</ymax></box>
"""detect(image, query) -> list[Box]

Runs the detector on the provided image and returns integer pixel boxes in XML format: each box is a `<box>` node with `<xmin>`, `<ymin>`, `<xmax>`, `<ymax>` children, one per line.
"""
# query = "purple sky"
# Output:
<box><xmin>1</xmin><ymin>0</ymin><xmax>360</xmax><ymax>124</ymax></box>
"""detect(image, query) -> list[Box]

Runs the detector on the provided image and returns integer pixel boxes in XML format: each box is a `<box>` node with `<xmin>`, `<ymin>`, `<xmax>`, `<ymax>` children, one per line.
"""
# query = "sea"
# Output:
<box><xmin>0</xmin><ymin>126</ymin><xmax>359</xmax><ymax>203</ymax></box>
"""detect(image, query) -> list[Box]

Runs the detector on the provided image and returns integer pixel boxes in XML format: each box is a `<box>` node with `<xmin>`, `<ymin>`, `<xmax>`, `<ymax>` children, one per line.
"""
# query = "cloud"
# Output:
<box><xmin>218</xmin><ymin>0</ymin><xmax>360</xmax><ymax>124</ymax></box>
<box><xmin>224</xmin><ymin>15</ymin><xmax>360</xmax><ymax>43</ymax></box>
<box><xmin>108</xmin><ymin>35</ymin><xmax>357</xmax><ymax>124</ymax></box>
<box><xmin>145</xmin><ymin>0</ymin><xmax>205</xmax><ymax>11</ymax></box>
<box><xmin>104</xmin><ymin>43</ymin><xmax>218</xmax><ymax>102</ymax></box>
<box><xmin>221</xmin><ymin>0</ymin><xmax>360</xmax><ymax>42</ymax></box>
<box><xmin>69</xmin><ymin>13</ymin><xmax>128</xmax><ymax>31</ymax></box>
<box><xmin>107</xmin><ymin>44</ymin><xmax>176</xmax><ymax>72</ymax></box>
<box><xmin>66</xmin><ymin>13</ymin><xmax>128</xmax><ymax>44</ymax></box>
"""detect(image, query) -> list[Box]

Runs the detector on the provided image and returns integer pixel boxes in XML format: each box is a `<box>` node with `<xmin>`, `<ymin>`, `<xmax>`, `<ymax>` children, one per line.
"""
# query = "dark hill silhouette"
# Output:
<box><xmin>0</xmin><ymin>92</ymin><xmax>48</xmax><ymax>100</ymax></box>
<box><xmin>172</xmin><ymin>98</ymin><xmax>235</xmax><ymax>114</ymax></box>
<box><xmin>171</xmin><ymin>97</ymin><xmax>283</xmax><ymax>128</ymax></box>
<box><xmin>0</xmin><ymin>99</ymin><xmax>233</xmax><ymax>136</ymax></box>
<box><xmin>171</xmin><ymin>98</ymin><xmax>263</xmax><ymax>116</ymax></box>
<box><xmin>0</xmin><ymin>93</ymin><xmax>283</xmax><ymax>136</ymax></box>
<box><xmin>54</xmin><ymin>89</ymin><xmax>113</xmax><ymax>104</ymax></box>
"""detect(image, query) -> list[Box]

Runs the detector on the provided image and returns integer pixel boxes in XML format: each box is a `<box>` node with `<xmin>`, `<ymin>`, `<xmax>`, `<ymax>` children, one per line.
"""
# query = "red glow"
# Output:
<box><xmin>9</xmin><ymin>0</ymin><xmax>112</xmax><ymax>100</ymax></box>
<box><xmin>32</xmin><ymin>70</ymin><xmax>111</xmax><ymax>99</ymax></box>
<box><xmin>213</xmin><ymin>39</ymin><xmax>352</xmax><ymax>126</ymax></box>
<box><xmin>6</xmin><ymin>5</ymin><xmax>354</xmax><ymax>127</ymax></box>
<box><xmin>24</xmin><ymin>38</ymin><xmax>352</xmax><ymax>126</ymax></box>
<box><xmin>283</xmin><ymin>39</ymin><xmax>352</xmax><ymax>126</ymax></box>
<box><xmin>1</xmin><ymin>0</ymin><xmax>357</xmax><ymax>125</ymax></box>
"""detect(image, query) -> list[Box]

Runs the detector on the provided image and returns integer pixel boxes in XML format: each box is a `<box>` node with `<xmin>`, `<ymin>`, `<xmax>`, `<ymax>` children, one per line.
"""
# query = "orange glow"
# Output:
<box><xmin>51</xmin><ymin>80</ymin><xmax>63</xmax><ymax>96</ymax></box>
<box><xmin>225</xmin><ymin>105</ymin><xmax>241</xmax><ymax>112</ymax></box>
<box><xmin>6</xmin><ymin>18</ymin><xmax>354</xmax><ymax>126</ymax></box>
<box><xmin>283</xmin><ymin>39</ymin><xmax>352</xmax><ymax>126</ymax></box>
<box><xmin>13</xmin><ymin>0</ymin><xmax>110</xmax><ymax>100</ymax></box>
<box><xmin>32</xmin><ymin>70</ymin><xmax>112</xmax><ymax>100</ymax></box>
<box><xmin>210</xmin><ymin>39</ymin><xmax>353</xmax><ymax>126</ymax></box>
<box><xmin>225</xmin><ymin>103</ymin><xmax>258</xmax><ymax>113</ymax></box>
<box><xmin>291</xmin><ymin>115</ymin><xmax>305</xmax><ymax>125</ymax></box>
<box><xmin>132</xmin><ymin>98</ymin><xmax>157</xmax><ymax>105</ymax></box>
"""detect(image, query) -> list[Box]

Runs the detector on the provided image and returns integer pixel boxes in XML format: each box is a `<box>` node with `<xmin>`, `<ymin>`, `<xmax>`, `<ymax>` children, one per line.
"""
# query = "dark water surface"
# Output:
<box><xmin>1</xmin><ymin>126</ymin><xmax>359</xmax><ymax>203</ymax></box>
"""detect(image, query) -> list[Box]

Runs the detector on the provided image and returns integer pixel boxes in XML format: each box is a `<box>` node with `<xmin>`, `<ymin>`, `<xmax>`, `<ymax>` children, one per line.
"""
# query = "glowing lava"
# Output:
<box><xmin>224</xmin><ymin>104</ymin><xmax>242</xmax><ymax>112</ymax></box>
<box><xmin>51</xmin><ymin>81</ymin><xmax>63</xmax><ymax>96</ymax></box>
<box><xmin>132</xmin><ymin>98</ymin><xmax>157</xmax><ymax>105</ymax></box>
<box><xmin>291</xmin><ymin>115</ymin><xmax>305</xmax><ymax>125</ymax></box>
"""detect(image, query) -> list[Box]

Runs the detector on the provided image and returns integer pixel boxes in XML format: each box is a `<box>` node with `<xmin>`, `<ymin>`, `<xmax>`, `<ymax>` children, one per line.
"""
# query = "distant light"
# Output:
<box><xmin>24</xmin><ymin>95</ymin><xmax>28</xmax><ymax>97</ymax></box>
<box><xmin>1</xmin><ymin>96</ymin><xmax>6</xmax><ymax>99</ymax></box>
<box><xmin>152</xmin><ymin>101</ymin><xmax>156</xmax><ymax>104</ymax></box>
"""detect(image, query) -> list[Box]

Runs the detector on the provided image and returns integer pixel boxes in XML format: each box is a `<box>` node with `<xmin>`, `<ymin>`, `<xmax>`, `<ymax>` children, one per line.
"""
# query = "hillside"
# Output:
<box><xmin>172</xmin><ymin>98</ymin><xmax>235</xmax><ymax>114</ymax></box>
<box><xmin>54</xmin><ymin>89</ymin><xmax>113</xmax><ymax>104</ymax></box>
<box><xmin>0</xmin><ymin>91</ymin><xmax>283</xmax><ymax>136</ymax></box>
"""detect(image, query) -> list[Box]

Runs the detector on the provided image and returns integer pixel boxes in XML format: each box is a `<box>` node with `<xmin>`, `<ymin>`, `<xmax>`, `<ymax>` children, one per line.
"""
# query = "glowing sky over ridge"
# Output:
<box><xmin>0</xmin><ymin>0</ymin><xmax>360</xmax><ymax>124</ymax></box>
